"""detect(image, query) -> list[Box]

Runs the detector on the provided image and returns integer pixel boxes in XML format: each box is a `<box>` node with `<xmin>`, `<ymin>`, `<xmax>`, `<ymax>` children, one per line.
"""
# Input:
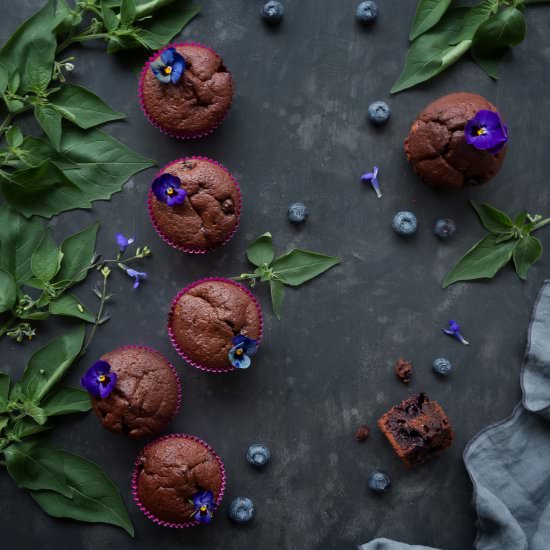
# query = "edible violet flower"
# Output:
<box><xmin>228</xmin><ymin>334</ymin><xmax>258</xmax><ymax>369</ymax></box>
<box><xmin>361</xmin><ymin>166</ymin><xmax>382</xmax><ymax>198</ymax></box>
<box><xmin>151</xmin><ymin>173</ymin><xmax>187</xmax><ymax>207</ymax></box>
<box><xmin>465</xmin><ymin>110</ymin><xmax>509</xmax><ymax>155</ymax></box>
<box><xmin>116</xmin><ymin>233</ymin><xmax>134</xmax><ymax>253</ymax></box>
<box><xmin>442</xmin><ymin>320</ymin><xmax>469</xmax><ymax>345</ymax></box>
<box><xmin>126</xmin><ymin>268</ymin><xmax>147</xmax><ymax>289</ymax></box>
<box><xmin>189</xmin><ymin>490</ymin><xmax>215</xmax><ymax>524</ymax></box>
<box><xmin>150</xmin><ymin>47</ymin><xmax>185</xmax><ymax>84</ymax></box>
<box><xmin>81</xmin><ymin>360</ymin><xmax>117</xmax><ymax>398</ymax></box>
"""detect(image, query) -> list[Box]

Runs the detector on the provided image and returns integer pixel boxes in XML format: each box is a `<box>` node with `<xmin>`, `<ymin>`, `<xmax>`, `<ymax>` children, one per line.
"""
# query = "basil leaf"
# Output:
<box><xmin>269</xmin><ymin>279</ymin><xmax>284</xmax><ymax>320</ymax></box>
<box><xmin>54</xmin><ymin>222</ymin><xmax>99</xmax><ymax>285</ymax></box>
<box><xmin>0</xmin><ymin>416</ymin><xmax>8</xmax><ymax>434</ymax></box>
<box><xmin>10</xmin><ymin>418</ymin><xmax>51</xmax><ymax>440</ymax></box>
<box><xmin>30</xmin><ymin>448</ymin><xmax>134</xmax><ymax>536</ymax></box>
<box><xmin>34</xmin><ymin>102</ymin><xmax>64</xmax><ymax>151</ymax></box>
<box><xmin>472</xmin><ymin>43</ymin><xmax>507</xmax><ymax>79</ymax></box>
<box><xmin>101</xmin><ymin>4</ymin><xmax>120</xmax><ymax>32</ymax></box>
<box><xmin>0</xmin><ymin>267</ymin><xmax>17</xmax><ymax>313</ymax></box>
<box><xmin>447</xmin><ymin>0</ymin><xmax>498</xmax><ymax>45</ymax></box>
<box><xmin>474</xmin><ymin>7</ymin><xmax>526</xmax><ymax>49</ymax></box>
<box><xmin>25</xmin><ymin>403</ymin><xmax>48</xmax><ymax>425</ymax></box>
<box><xmin>6</xmin><ymin>125</ymin><xmax>24</xmax><ymax>148</ymax></box>
<box><xmin>271</xmin><ymin>250</ymin><xmax>341</xmax><ymax>287</ymax></box>
<box><xmin>31</xmin><ymin>230</ymin><xmax>63</xmax><ymax>282</ymax></box>
<box><xmin>246</xmin><ymin>232</ymin><xmax>274</xmax><ymax>267</ymax></box>
<box><xmin>471</xmin><ymin>202</ymin><xmax>514</xmax><ymax>234</ymax></box>
<box><xmin>41</xmin><ymin>386</ymin><xmax>91</xmax><ymax>416</ymax></box>
<box><xmin>0</xmin><ymin>372</ymin><xmax>10</xmax><ymax>406</ymax></box>
<box><xmin>513</xmin><ymin>236</ymin><xmax>542</xmax><ymax>280</ymax></box>
<box><xmin>442</xmin><ymin>234</ymin><xmax>517</xmax><ymax>287</ymax></box>
<box><xmin>48</xmin><ymin>84</ymin><xmax>124</xmax><ymax>129</ymax></box>
<box><xmin>0</xmin><ymin>64</ymin><xmax>8</xmax><ymax>94</ymax></box>
<box><xmin>120</xmin><ymin>0</ymin><xmax>137</xmax><ymax>27</ymax></box>
<box><xmin>409</xmin><ymin>0</ymin><xmax>452</xmax><ymax>41</ymax></box>
<box><xmin>49</xmin><ymin>294</ymin><xmax>95</xmax><ymax>322</ymax></box>
<box><xmin>23</xmin><ymin>46</ymin><xmax>54</xmax><ymax>92</ymax></box>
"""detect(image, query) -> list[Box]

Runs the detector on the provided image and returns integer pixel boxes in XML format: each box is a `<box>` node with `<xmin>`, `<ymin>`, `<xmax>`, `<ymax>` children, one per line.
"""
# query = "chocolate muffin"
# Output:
<box><xmin>91</xmin><ymin>347</ymin><xmax>181</xmax><ymax>438</ymax></box>
<box><xmin>378</xmin><ymin>393</ymin><xmax>453</xmax><ymax>467</ymax></box>
<box><xmin>139</xmin><ymin>42</ymin><xmax>233</xmax><ymax>138</ymax></box>
<box><xmin>133</xmin><ymin>434</ymin><xmax>225</xmax><ymax>527</ymax></box>
<box><xmin>168</xmin><ymin>278</ymin><xmax>263</xmax><ymax>373</ymax></box>
<box><xmin>148</xmin><ymin>157</ymin><xmax>241</xmax><ymax>253</ymax></box>
<box><xmin>405</xmin><ymin>92</ymin><xmax>507</xmax><ymax>189</ymax></box>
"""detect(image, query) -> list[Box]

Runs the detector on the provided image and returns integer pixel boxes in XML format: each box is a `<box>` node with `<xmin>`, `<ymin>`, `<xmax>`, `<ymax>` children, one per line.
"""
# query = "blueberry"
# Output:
<box><xmin>262</xmin><ymin>1</ymin><xmax>284</xmax><ymax>25</ymax></box>
<box><xmin>368</xmin><ymin>470</ymin><xmax>391</xmax><ymax>494</ymax></box>
<box><xmin>356</xmin><ymin>1</ymin><xmax>378</xmax><ymax>24</ymax></box>
<box><xmin>432</xmin><ymin>357</ymin><xmax>452</xmax><ymax>376</ymax></box>
<box><xmin>288</xmin><ymin>202</ymin><xmax>309</xmax><ymax>224</ymax></box>
<box><xmin>228</xmin><ymin>497</ymin><xmax>255</xmax><ymax>523</ymax></box>
<box><xmin>246</xmin><ymin>444</ymin><xmax>271</xmax><ymax>467</ymax></box>
<box><xmin>368</xmin><ymin>101</ymin><xmax>391</xmax><ymax>125</ymax></box>
<box><xmin>392</xmin><ymin>211</ymin><xmax>417</xmax><ymax>236</ymax></box>
<box><xmin>434</xmin><ymin>219</ymin><xmax>457</xmax><ymax>240</ymax></box>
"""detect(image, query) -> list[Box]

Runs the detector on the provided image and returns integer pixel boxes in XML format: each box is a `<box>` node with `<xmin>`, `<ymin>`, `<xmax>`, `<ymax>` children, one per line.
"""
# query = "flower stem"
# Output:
<box><xmin>57</xmin><ymin>32</ymin><xmax>110</xmax><ymax>53</ymax></box>
<box><xmin>80</xmin><ymin>274</ymin><xmax>109</xmax><ymax>357</ymax></box>
<box><xmin>532</xmin><ymin>218</ymin><xmax>550</xmax><ymax>232</ymax></box>
<box><xmin>231</xmin><ymin>274</ymin><xmax>259</xmax><ymax>282</ymax></box>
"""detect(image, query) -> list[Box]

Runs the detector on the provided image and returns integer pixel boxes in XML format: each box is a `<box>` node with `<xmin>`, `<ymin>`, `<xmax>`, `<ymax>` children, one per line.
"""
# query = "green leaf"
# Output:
<box><xmin>471</xmin><ymin>202</ymin><xmax>514</xmax><ymax>234</ymax></box>
<box><xmin>41</xmin><ymin>386</ymin><xmax>91</xmax><ymax>416</ymax></box>
<box><xmin>409</xmin><ymin>0</ymin><xmax>452</xmax><ymax>41</ymax></box>
<box><xmin>54</xmin><ymin>222</ymin><xmax>100</xmax><ymax>285</ymax></box>
<box><xmin>101</xmin><ymin>4</ymin><xmax>119</xmax><ymax>32</ymax></box>
<box><xmin>442</xmin><ymin>234</ymin><xmax>517</xmax><ymax>287</ymax></box>
<box><xmin>13</xmin><ymin>326</ymin><xmax>85</xmax><ymax>403</ymax></box>
<box><xmin>513</xmin><ymin>237</ymin><xmax>542</xmax><ymax>280</ymax></box>
<box><xmin>246</xmin><ymin>233</ymin><xmax>274</xmax><ymax>267</ymax></box>
<box><xmin>23</xmin><ymin>46</ymin><xmax>54</xmax><ymax>92</ymax></box>
<box><xmin>31</xmin><ymin>230</ymin><xmax>63</xmax><ymax>282</ymax></box>
<box><xmin>48</xmin><ymin>84</ymin><xmax>125</xmax><ymax>129</ymax></box>
<box><xmin>0</xmin><ymin>416</ymin><xmax>8</xmax><ymax>434</ymax></box>
<box><xmin>25</xmin><ymin>403</ymin><xmax>48</xmax><ymax>425</ymax></box>
<box><xmin>474</xmin><ymin>7</ymin><xmax>526</xmax><ymax>49</ymax></box>
<box><xmin>120</xmin><ymin>0</ymin><xmax>137</xmax><ymax>27</ymax></box>
<box><xmin>34</xmin><ymin>105</ymin><xmax>62</xmax><ymax>150</ymax></box>
<box><xmin>271</xmin><ymin>250</ymin><xmax>341</xmax><ymax>287</ymax></box>
<box><xmin>30</xmin><ymin>447</ymin><xmax>134</xmax><ymax>536</ymax></box>
<box><xmin>0</xmin><ymin>267</ymin><xmax>17</xmax><ymax>313</ymax></box>
<box><xmin>6</xmin><ymin>125</ymin><xmax>24</xmax><ymax>148</ymax></box>
<box><xmin>0</xmin><ymin>372</ymin><xmax>10</xmax><ymax>406</ymax></box>
<box><xmin>0</xmin><ymin>64</ymin><xmax>8</xmax><ymax>94</ymax></box>
<box><xmin>49</xmin><ymin>294</ymin><xmax>95</xmax><ymax>322</ymax></box>
<box><xmin>10</xmin><ymin>418</ymin><xmax>51</xmax><ymax>440</ymax></box>
<box><xmin>472</xmin><ymin>45</ymin><xmax>507</xmax><ymax>79</ymax></box>
<box><xmin>448</xmin><ymin>0</ymin><xmax>498</xmax><ymax>46</ymax></box>
<box><xmin>269</xmin><ymin>279</ymin><xmax>284</xmax><ymax>320</ymax></box>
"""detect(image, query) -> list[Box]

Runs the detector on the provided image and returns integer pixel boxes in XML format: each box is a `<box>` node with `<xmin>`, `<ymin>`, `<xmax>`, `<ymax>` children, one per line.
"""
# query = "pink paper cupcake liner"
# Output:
<box><xmin>131</xmin><ymin>433</ymin><xmax>226</xmax><ymax>528</ymax></box>
<box><xmin>138</xmin><ymin>42</ymin><xmax>234</xmax><ymax>140</ymax></box>
<box><xmin>167</xmin><ymin>277</ymin><xmax>264</xmax><ymax>373</ymax></box>
<box><xmin>147</xmin><ymin>156</ymin><xmax>242</xmax><ymax>254</ymax></box>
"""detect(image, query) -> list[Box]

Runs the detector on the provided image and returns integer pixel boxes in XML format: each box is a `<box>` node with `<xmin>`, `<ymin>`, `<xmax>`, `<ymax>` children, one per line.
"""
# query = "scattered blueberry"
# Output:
<box><xmin>367</xmin><ymin>470</ymin><xmax>391</xmax><ymax>494</ymax></box>
<box><xmin>262</xmin><ymin>1</ymin><xmax>284</xmax><ymax>25</ymax></box>
<box><xmin>434</xmin><ymin>219</ymin><xmax>457</xmax><ymax>240</ymax></box>
<box><xmin>288</xmin><ymin>202</ymin><xmax>309</xmax><ymax>224</ymax></box>
<box><xmin>246</xmin><ymin>444</ymin><xmax>271</xmax><ymax>467</ymax></box>
<box><xmin>368</xmin><ymin>101</ymin><xmax>391</xmax><ymax>125</ymax></box>
<box><xmin>356</xmin><ymin>1</ymin><xmax>378</xmax><ymax>24</ymax></box>
<box><xmin>432</xmin><ymin>357</ymin><xmax>452</xmax><ymax>376</ymax></box>
<box><xmin>229</xmin><ymin>497</ymin><xmax>255</xmax><ymax>523</ymax></box>
<box><xmin>392</xmin><ymin>211</ymin><xmax>417</xmax><ymax>236</ymax></box>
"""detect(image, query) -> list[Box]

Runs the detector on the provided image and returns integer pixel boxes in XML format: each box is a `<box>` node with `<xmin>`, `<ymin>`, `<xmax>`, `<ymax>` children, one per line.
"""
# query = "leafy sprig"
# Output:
<box><xmin>443</xmin><ymin>202</ymin><xmax>550</xmax><ymax>287</ymax></box>
<box><xmin>233</xmin><ymin>233</ymin><xmax>341</xmax><ymax>319</ymax></box>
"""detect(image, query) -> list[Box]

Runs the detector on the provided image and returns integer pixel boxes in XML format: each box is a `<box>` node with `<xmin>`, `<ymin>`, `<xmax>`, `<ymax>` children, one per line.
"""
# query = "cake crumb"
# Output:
<box><xmin>355</xmin><ymin>425</ymin><xmax>371</xmax><ymax>442</ymax></box>
<box><xmin>395</xmin><ymin>358</ymin><xmax>413</xmax><ymax>384</ymax></box>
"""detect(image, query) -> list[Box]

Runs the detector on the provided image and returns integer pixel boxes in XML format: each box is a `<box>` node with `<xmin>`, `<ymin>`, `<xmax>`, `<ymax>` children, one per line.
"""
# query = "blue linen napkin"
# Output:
<box><xmin>359</xmin><ymin>281</ymin><xmax>550</xmax><ymax>550</ymax></box>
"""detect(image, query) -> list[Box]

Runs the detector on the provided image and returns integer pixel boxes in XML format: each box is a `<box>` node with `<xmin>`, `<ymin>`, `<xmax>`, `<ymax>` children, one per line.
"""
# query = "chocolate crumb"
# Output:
<box><xmin>395</xmin><ymin>358</ymin><xmax>413</xmax><ymax>384</ymax></box>
<box><xmin>355</xmin><ymin>425</ymin><xmax>371</xmax><ymax>442</ymax></box>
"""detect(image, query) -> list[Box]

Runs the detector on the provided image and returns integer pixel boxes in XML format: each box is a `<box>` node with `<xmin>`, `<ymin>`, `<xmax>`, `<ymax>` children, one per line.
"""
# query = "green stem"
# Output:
<box><xmin>231</xmin><ymin>274</ymin><xmax>259</xmax><ymax>282</ymax></box>
<box><xmin>57</xmin><ymin>32</ymin><xmax>110</xmax><ymax>53</ymax></box>
<box><xmin>0</xmin><ymin>316</ymin><xmax>16</xmax><ymax>339</ymax></box>
<box><xmin>532</xmin><ymin>218</ymin><xmax>550</xmax><ymax>231</ymax></box>
<box><xmin>80</xmin><ymin>274</ymin><xmax>108</xmax><ymax>357</ymax></box>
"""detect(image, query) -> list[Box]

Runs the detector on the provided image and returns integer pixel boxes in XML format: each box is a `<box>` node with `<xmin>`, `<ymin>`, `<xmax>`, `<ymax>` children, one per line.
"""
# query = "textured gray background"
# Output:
<box><xmin>1</xmin><ymin>1</ymin><xmax>550</xmax><ymax>549</ymax></box>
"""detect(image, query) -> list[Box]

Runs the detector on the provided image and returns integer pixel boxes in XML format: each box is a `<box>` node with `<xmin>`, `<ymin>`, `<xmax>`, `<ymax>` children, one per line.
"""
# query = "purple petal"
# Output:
<box><xmin>98</xmin><ymin>372</ymin><xmax>117</xmax><ymax>398</ymax></box>
<box><xmin>361</xmin><ymin>172</ymin><xmax>374</xmax><ymax>182</ymax></box>
<box><xmin>171</xmin><ymin>54</ymin><xmax>186</xmax><ymax>83</ymax></box>
<box><xmin>160</xmin><ymin>47</ymin><xmax>176</xmax><ymax>65</ymax></box>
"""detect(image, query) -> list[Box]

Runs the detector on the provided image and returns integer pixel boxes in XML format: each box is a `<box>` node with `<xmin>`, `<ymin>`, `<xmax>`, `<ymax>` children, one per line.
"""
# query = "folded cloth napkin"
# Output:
<box><xmin>359</xmin><ymin>281</ymin><xmax>550</xmax><ymax>550</ymax></box>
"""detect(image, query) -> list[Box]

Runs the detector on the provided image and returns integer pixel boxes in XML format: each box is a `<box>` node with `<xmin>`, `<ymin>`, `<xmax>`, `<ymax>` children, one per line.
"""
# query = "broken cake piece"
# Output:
<box><xmin>395</xmin><ymin>358</ymin><xmax>413</xmax><ymax>384</ymax></box>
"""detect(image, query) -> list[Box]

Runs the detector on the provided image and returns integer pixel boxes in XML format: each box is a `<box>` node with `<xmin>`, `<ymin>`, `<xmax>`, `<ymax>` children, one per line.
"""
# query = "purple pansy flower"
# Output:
<box><xmin>465</xmin><ymin>110</ymin><xmax>509</xmax><ymax>154</ymax></box>
<box><xmin>81</xmin><ymin>360</ymin><xmax>117</xmax><ymax>398</ymax></box>
<box><xmin>442</xmin><ymin>320</ymin><xmax>469</xmax><ymax>345</ymax></box>
<box><xmin>126</xmin><ymin>268</ymin><xmax>147</xmax><ymax>289</ymax></box>
<box><xmin>116</xmin><ymin>233</ymin><xmax>134</xmax><ymax>253</ymax></box>
<box><xmin>228</xmin><ymin>334</ymin><xmax>258</xmax><ymax>369</ymax></box>
<box><xmin>151</xmin><ymin>173</ymin><xmax>187</xmax><ymax>207</ymax></box>
<box><xmin>189</xmin><ymin>490</ymin><xmax>215</xmax><ymax>524</ymax></box>
<box><xmin>361</xmin><ymin>166</ymin><xmax>382</xmax><ymax>198</ymax></box>
<box><xmin>150</xmin><ymin>47</ymin><xmax>185</xmax><ymax>84</ymax></box>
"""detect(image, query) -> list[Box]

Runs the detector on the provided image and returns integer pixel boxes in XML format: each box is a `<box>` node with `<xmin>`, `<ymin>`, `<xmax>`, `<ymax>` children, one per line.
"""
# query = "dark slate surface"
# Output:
<box><xmin>1</xmin><ymin>1</ymin><xmax>550</xmax><ymax>549</ymax></box>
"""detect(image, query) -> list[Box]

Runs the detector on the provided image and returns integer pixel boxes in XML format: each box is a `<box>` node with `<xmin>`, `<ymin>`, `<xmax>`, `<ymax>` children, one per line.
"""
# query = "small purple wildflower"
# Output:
<box><xmin>228</xmin><ymin>334</ymin><xmax>258</xmax><ymax>369</ymax></box>
<box><xmin>361</xmin><ymin>166</ymin><xmax>382</xmax><ymax>198</ymax></box>
<box><xmin>442</xmin><ymin>320</ymin><xmax>469</xmax><ymax>345</ymax></box>
<box><xmin>116</xmin><ymin>233</ymin><xmax>134</xmax><ymax>253</ymax></box>
<box><xmin>151</xmin><ymin>173</ymin><xmax>187</xmax><ymax>207</ymax></box>
<box><xmin>189</xmin><ymin>490</ymin><xmax>215</xmax><ymax>524</ymax></box>
<box><xmin>150</xmin><ymin>47</ymin><xmax>185</xmax><ymax>84</ymax></box>
<box><xmin>465</xmin><ymin>110</ymin><xmax>508</xmax><ymax>154</ymax></box>
<box><xmin>126</xmin><ymin>268</ymin><xmax>147</xmax><ymax>289</ymax></box>
<box><xmin>80</xmin><ymin>360</ymin><xmax>117</xmax><ymax>398</ymax></box>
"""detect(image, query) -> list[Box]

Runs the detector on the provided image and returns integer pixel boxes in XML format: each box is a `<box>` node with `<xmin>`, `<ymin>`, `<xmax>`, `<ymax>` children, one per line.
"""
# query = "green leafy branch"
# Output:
<box><xmin>443</xmin><ymin>202</ymin><xmax>550</xmax><ymax>287</ymax></box>
<box><xmin>233</xmin><ymin>233</ymin><xmax>341</xmax><ymax>319</ymax></box>
<box><xmin>0</xmin><ymin>327</ymin><xmax>134</xmax><ymax>535</ymax></box>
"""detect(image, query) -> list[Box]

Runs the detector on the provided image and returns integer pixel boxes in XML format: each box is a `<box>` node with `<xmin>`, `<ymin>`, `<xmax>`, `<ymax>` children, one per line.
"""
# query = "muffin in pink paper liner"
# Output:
<box><xmin>139</xmin><ymin>42</ymin><xmax>233</xmax><ymax>139</ymax></box>
<box><xmin>148</xmin><ymin>157</ymin><xmax>242</xmax><ymax>254</ymax></box>
<box><xmin>168</xmin><ymin>278</ymin><xmax>263</xmax><ymax>373</ymax></box>
<box><xmin>132</xmin><ymin>434</ymin><xmax>226</xmax><ymax>528</ymax></box>
<box><xmin>82</xmin><ymin>346</ymin><xmax>182</xmax><ymax>438</ymax></box>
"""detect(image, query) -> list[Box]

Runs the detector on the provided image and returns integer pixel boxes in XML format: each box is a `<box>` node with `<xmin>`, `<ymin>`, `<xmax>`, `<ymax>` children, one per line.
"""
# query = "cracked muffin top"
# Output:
<box><xmin>140</xmin><ymin>44</ymin><xmax>233</xmax><ymax>138</ymax></box>
<box><xmin>91</xmin><ymin>347</ymin><xmax>180</xmax><ymax>438</ymax></box>
<box><xmin>149</xmin><ymin>158</ymin><xmax>241</xmax><ymax>252</ymax></box>
<box><xmin>169</xmin><ymin>280</ymin><xmax>262</xmax><ymax>372</ymax></box>
<box><xmin>135</xmin><ymin>436</ymin><xmax>223</xmax><ymax>524</ymax></box>
<box><xmin>404</xmin><ymin>92</ymin><xmax>507</xmax><ymax>190</ymax></box>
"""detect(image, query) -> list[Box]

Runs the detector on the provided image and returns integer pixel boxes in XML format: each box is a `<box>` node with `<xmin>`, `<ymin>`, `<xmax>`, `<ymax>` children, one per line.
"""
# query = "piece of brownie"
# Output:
<box><xmin>395</xmin><ymin>358</ymin><xmax>413</xmax><ymax>384</ymax></box>
<box><xmin>378</xmin><ymin>393</ymin><xmax>453</xmax><ymax>467</ymax></box>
